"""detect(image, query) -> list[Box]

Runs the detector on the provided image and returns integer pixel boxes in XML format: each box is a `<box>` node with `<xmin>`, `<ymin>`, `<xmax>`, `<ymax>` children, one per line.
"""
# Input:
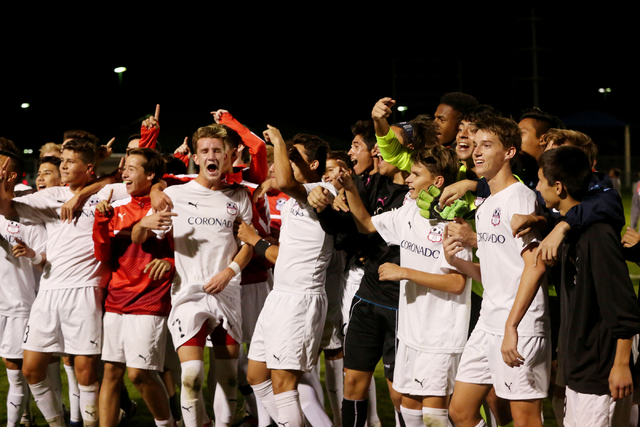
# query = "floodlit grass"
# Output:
<box><xmin>2</xmin><ymin>189</ymin><xmax>637</xmax><ymax>426</ymax></box>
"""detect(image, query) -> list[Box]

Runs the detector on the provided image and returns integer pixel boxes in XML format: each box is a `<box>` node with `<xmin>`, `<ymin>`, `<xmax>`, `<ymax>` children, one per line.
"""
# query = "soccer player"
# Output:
<box><xmin>0</xmin><ymin>139</ymin><xmax>109</xmax><ymax>427</ymax></box>
<box><xmin>340</xmin><ymin>144</ymin><xmax>472</xmax><ymax>427</ymax></box>
<box><xmin>446</xmin><ymin>117</ymin><xmax>549</xmax><ymax>427</ymax></box>
<box><xmin>132</xmin><ymin>124</ymin><xmax>253</xmax><ymax>427</ymax></box>
<box><xmin>0</xmin><ymin>140</ymin><xmax>47</xmax><ymax>427</ymax></box>
<box><xmin>537</xmin><ymin>145</ymin><xmax>640</xmax><ymax>426</ymax></box>
<box><xmin>93</xmin><ymin>147</ymin><xmax>175</xmax><ymax>427</ymax></box>
<box><xmin>242</xmin><ymin>126</ymin><xmax>336</xmax><ymax>427</ymax></box>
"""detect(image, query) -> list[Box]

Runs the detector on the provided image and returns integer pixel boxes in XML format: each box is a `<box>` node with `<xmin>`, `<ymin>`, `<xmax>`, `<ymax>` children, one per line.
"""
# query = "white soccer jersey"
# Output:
<box><xmin>97</xmin><ymin>182</ymin><xmax>128</xmax><ymax>202</ymax></box>
<box><xmin>0</xmin><ymin>215</ymin><xmax>46</xmax><ymax>317</ymax></box>
<box><xmin>273</xmin><ymin>182</ymin><xmax>337</xmax><ymax>294</ymax></box>
<box><xmin>161</xmin><ymin>180</ymin><xmax>252</xmax><ymax>304</ymax></box>
<box><xmin>13</xmin><ymin>186</ymin><xmax>109</xmax><ymax>290</ymax></box>
<box><xmin>373</xmin><ymin>202</ymin><xmax>472</xmax><ymax>353</ymax></box>
<box><xmin>474</xmin><ymin>181</ymin><xmax>549</xmax><ymax>337</ymax></box>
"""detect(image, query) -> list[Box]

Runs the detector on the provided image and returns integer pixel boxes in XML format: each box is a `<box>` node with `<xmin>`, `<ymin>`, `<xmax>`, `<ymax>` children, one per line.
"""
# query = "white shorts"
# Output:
<box><xmin>341</xmin><ymin>263</ymin><xmax>364</xmax><ymax>337</ymax></box>
<box><xmin>240</xmin><ymin>281</ymin><xmax>271</xmax><ymax>344</ymax></box>
<box><xmin>455</xmin><ymin>328</ymin><xmax>550</xmax><ymax>400</ymax></box>
<box><xmin>564</xmin><ymin>387</ymin><xmax>633</xmax><ymax>427</ymax></box>
<box><xmin>392</xmin><ymin>340</ymin><xmax>460</xmax><ymax>397</ymax></box>
<box><xmin>0</xmin><ymin>315</ymin><xmax>28</xmax><ymax>359</ymax></box>
<box><xmin>249</xmin><ymin>289</ymin><xmax>327</xmax><ymax>372</ymax></box>
<box><xmin>168</xmin><ymin>288</ymin><xmax>242</xmax><ymax>349</ymax></box>
<box><xmin>22</xmin><ymin>287</ymin><xmax>103</xmax><ymax>355</ymax></box>
<box><xmin>101</xmin><ymin>312</ymin><xmax>167</xmax><ymax>370</ymax></box>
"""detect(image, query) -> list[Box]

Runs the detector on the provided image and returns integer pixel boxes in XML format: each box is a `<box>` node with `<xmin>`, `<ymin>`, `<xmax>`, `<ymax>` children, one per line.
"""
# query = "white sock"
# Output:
<box><xmin>213</xmin><ymin>359</ymin><xmax>238</xmax><ymax>427</ymax></box>
<box><xmin>474</xmin><ymin>419</ymin><xmax>487</xmax><ymax>427</ymax></box>
<box><xmin>275</xmin><ymin>390</ymin><xmax>304</xmax><ymax>427</ymax></box>
<box><xmin>251</xmin><ymin>380</ymin><xmax>279</xmax><ymax>423</ymax></box>
<box><xmin>324</xmin><ymin>357</ymin><xmax>343</xmax><ymax>427</ymax></box>
<box><xmin>29</xmin><ymin>377</ymin><xmax>64</xmax><ymax>425</ymax></box>
<box><xmin>78</xmin><ymin>382</ymin><xmax>99</xmax><ymax>427</ymax></box>
<box><xmin>155</xmin><ymin>415</ymin><xmax>175</xmax><ymax>427</ymax></box>
<box><xmin>400</xmin><ymin>406</ymin><xmax>423</xmax><ymax>427</ymax></box>
<box><xmin>64</xmin><ymin>364</ymin><xmax>81</xmax><ymax>423</ymax></box>
<box><xmin>46</xmin><ymin>362</ymin><xmax>63</xmax><ymax>415</ymax></box>
<box><xmin>367</xmin><ymin>379</ymin><xmax>380</xmax><ymax>427</ymax></box>
<box><xmin>298</xmin><ymin>374</ymin><xmax>332</xmax><ymax>427</ymax></box>
<box><xmin>181</xmin><ymin>360</ymin><xmax>206</xmax><ymax>427</ymax></box>
<box><xmin>309</xmin><ymin>364</ymin><xmax>324</xmax><ymax>407</ymax></box>
<box><xmin>6</xmin><ymin>369</ymin><xmax>28</xmax><ymax>427</ymax></box>
<box><xmin>422</xmin><ymin>407</ymin><xmax>450</xmax><ymax>427</ymax></box>
<box><xmin>254</xmin><ymin>391</ymin><xmax>274</xmax><ymax>427</ymax></box>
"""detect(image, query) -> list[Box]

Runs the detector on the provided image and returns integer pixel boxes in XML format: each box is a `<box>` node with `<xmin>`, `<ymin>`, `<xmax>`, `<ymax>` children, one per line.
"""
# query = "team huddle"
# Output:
<box><xmin>1</xmin><ymin>94</ymin><xmax>639</xmax><ymax>427</ymax></box>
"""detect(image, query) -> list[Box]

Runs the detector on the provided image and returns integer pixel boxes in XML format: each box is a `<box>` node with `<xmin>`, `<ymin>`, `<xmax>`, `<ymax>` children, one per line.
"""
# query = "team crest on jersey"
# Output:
<box><xmin>491</xmin><ymin>208</ymin><xmax>501</xmax><ymax>226</ymax></box>
<box><xmin>403</xmin><ymin>191</ymin><xmax>412</xmax><ymax>205</ymax></box>
<box><xmin>226</xmin><ymin>202</ymin><xmax>238</xmax><ymax>215</ymax></box>
<box><xmin>427</xmin><ymin>225</ymin><xmax>443</xmax><ymax>243</ymax></box>
<box><xmin>291</xmin><ymin>202</ymin><xmax>304</xmax><ymax>217</ymax></box>
<box><xmin>275</xmin><ymin>198</ymin><xmax>287</xmax><ymax>212</ymax></box>
<box><xmin>6</xmin><ymin>221</ymin><xmax>20</xmax><ymax>235</ymax></box>
<box><xmin>474</xmin><ymin>197</ymin><xmax>485</xmax><ymax>207</ymax></box>
<box><xmin>89</xmin><ymin>196</ymin><xmax>100</xmax><ymax>207</ymax></box>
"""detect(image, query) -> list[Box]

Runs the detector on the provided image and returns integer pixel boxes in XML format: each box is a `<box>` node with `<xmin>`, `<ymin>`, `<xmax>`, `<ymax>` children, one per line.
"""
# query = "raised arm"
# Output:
<box><xmin>341</xmin><ymin>169</ymin><xmax>376</xmax><ymax>234</ymax></box>
<box><xmin>264</xmin><ymin>125</ymin><xmax>308</xmax><ymax>203</ymax></box>
<box><xmin>139</xmin><ymin>104</ymin><xmax>160</xmax><ymax>149</ymax></box>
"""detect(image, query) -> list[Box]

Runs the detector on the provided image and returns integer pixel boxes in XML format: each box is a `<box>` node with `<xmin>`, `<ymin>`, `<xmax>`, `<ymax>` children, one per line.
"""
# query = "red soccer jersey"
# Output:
<box><xmin>93</xmin><ymin>195</ymin><xmax>174</xmax><ymax>316</ymax></box>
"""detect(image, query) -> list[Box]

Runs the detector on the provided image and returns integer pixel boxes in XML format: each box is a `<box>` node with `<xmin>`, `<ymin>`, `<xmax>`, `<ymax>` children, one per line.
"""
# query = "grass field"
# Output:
<box><xmin>1</xmin><ymin>188</ymin><xmax>638</xmax><ymax>427</ymax></box>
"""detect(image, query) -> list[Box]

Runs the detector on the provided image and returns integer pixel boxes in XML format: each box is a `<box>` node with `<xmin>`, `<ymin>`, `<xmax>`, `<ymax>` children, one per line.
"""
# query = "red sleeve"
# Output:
<box><xmin>93</xmin><ymin>210</ymin><xmax>113</xmax><ymax>262</ymax></box>
<box><xmin>219</xmin><ymin>112</ymin><xmax>268</xmax><ymax>184</ymax></box>
<box><xmin>139</xmin><ymin>124</ymin><xmax>159</xmax><ymax>149</ymax></box>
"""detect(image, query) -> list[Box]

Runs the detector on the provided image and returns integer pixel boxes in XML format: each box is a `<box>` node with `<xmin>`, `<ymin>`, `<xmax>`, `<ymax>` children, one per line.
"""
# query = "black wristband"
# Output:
<box><xmin>254</xmin><ymin>239</ymin><xmax>272</xmax><ymax>258</ymax></box>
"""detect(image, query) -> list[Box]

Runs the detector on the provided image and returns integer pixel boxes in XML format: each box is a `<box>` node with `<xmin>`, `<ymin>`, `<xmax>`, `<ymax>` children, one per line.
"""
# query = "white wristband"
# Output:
<box><xmin>228</xmin><ymin>261</ymin><xmax>241</xmax><ymax>275</ymax></box>
<box><xmin>30</xmin><ymin>253</ymin><xmax>43</xmax><ymax>265</ymax></box>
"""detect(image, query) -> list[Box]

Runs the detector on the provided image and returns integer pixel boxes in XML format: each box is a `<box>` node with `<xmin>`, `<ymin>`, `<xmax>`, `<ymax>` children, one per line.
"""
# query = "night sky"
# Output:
<box><xmin>2</xmin><ymin>6</ymin><xmax>637</xmax><ymax>159</ymax></box>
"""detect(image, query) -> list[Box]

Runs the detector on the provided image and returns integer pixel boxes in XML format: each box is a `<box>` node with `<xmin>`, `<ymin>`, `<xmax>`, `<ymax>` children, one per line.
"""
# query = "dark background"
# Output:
<box><xmin>1</xmin><ymin>6</ymin><xmax>637</xmax><ymax>161</ymax></box>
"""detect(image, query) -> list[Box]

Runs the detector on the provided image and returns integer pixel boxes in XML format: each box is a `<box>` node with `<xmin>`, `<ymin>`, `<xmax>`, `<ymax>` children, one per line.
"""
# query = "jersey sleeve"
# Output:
<box><xmin>97</xmin><ymin>183</ymin><xmax>128</xmax><ymax>203</ymax></box>
<box><xmin>92</xmin><ymin>209</ymin><xmax>113</xmax><ymax>262</ymax></box>
<box><xmin>508</xmin><ymin>190</ymin><xmax>541</xmax><ymax>253</ymax></box>
<box><xmin>376</xmin><ymin>128</ymin><xmax>414</xmax><ymax>173</ymax></box>
<box><xmin>139</xmin><ymin>124</ymin><xmax>159</xmax><ymax>149</ymax></box>
<box><xmin>13</xmin><ymin>191</ymin><xmax>58</xmax><ymax>225</ymax></box>
<box><xmin>219</xmin><ymin>112</ymin><xmax>269</xmax><ymax>184</ymax></box>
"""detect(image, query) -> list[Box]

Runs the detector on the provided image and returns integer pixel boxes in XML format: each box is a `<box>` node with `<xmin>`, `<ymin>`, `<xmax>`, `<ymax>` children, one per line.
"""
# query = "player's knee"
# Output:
<box><xmin>181</xmin><ymin>362</ymin><xmax>204</xmax><ymax>395</ymax></box>
<box><xmin>22</xmin><ymin>364</ymin><xmax>46</xmax><ymax>384</ymax></box>
<box><xmin>448</xmin><ymin>399</ymin><xmax>469</xmax><ymax>425</ymax></box>
<box><xmin>127</xmin><ymin>368</ymin><xmax>153</xmax><ymax>386</ymax></box>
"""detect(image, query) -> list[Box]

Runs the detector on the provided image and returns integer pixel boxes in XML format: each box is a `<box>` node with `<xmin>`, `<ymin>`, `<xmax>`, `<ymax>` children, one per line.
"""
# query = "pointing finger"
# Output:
<box><xmin>154</xmin><ymin>104</ymin><xmax>160</xmax><ymax>120</ymax></box>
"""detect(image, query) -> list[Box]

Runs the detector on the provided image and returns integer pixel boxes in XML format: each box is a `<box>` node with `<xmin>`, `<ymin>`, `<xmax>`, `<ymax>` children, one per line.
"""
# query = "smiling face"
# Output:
<box><xmin>122</xmin><ymin>154</ymin><xmax>154</xmax><ymax>196</ymax></box>
<box><xmin>193</xmin><ymin>137</ymin><xmax>228</xmax><ymax>187</ymax></box>
<box><xmin>36</xmin><ymin>162</ymin><xmax>62</xmax><ymax>190</ymax></box>
<box><xmin>455</xmin><ymin>120</ymin><xmax>476</xmax><ymax>164</ymax></box>
<box><xmin>59</xmin><ymin>149</ymin><xmax>92</xmax><ymax>186</ymax></box>
<box><xmin>472</xmin><ymin>130</ymin><xmax>513</xmax><ymax>181</ymax></box>
<box><xmin>348</xmin><ymin>135</ymin><xmax>374</xmax><ymax>175</ymax></box>
<box><xmin>434</xmin><ymin>104</ymin><xmax>461</xmax><ymax>145</ymax></box>
<box><xmin>323</xmin><ymin>158</ymin><xmax>344</xmax><ymax>190</ymax></box>
<box><xmin>405</xmin><ymin>162</ymin><xmax>440</xmax><ymax>199</ymax></box>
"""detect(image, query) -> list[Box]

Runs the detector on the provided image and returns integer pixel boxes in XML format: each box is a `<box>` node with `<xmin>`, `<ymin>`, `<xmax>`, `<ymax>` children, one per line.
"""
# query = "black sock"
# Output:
<box><xmin>396</xmin><ymin>410</ymin><xmax>406</xmax><ymax>427</ymax></box>
<box><xmin>120</xmin><ymin>386</ymin><xmax>132</xmax><ymax>413</ymax></box>
<box><xmin>239</xmin><ymin>384</ymin><xmax>254</xmax><ymax>396</ymax></box>
<box><xmin>342</xmin><ymin>398</ymin><xmax>368</xmax><ymax>427</ymax></box>
<box><xmin>169</xmin><ymin>393</ymin><xmax>182</xmax><ymax>421</ymax></box>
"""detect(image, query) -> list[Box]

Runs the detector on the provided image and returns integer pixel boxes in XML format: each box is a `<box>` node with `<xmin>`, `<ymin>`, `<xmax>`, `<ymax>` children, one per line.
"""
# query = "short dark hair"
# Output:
<box><xmin>350</xmin><ymin>120</ymin><xmax>377</xmax><ymax>150</ymax></box>
<box><xmin>407</xmin><ymin>115</ymin><xmax>439</xmax><ymax>150</ymax></box>
<box><xmin>38</xmin><ymin>155</ymin><xmax>62</xmax><ymax>168</ymax></box>
<box><xmin>126</xmin><ymin>148</ymin><xmax>166</xmax><ymax>184</ymax></box>
<box><xmin>163</xmin><ymin>154</ymin><xmax>187</xmax><ymax>175</ymax></box>
<box><xmin>289</xmin><ymin>134</ymin><xmax>329</xmax><ymax>177</ymax></box>
<box><xmin>63</xmin><ymin>129</ymin><xmax>99</xmax><ymax>145</ymax></box>
<box><xmin>538</xmin><ymin>145</ymin><xmax>592</xmax><ymax>201</ymax></box>
<box><xmin>192</xmin><ymin>124</ymin><xmax>242</xmax><ymax>153</ymax></box>
<box><xmin>62</xmin><ymin>139</ymin><xmax>97</xmax><ymax>166</ymax></box>
<box><xmin>439</xmin><ymin>92</ymin><xmax>478</xmax><ymax>115</ymax></box>
<box><xmin>0</xmin><ymin>137</ymin><xmax>23</xmax><ymax>181</ymax></box>
<box><xmin>519</xmin><ymin>108</ymin><xmax>565</xmax><ymax>138</ymax></box>
<box><xmin>410</xmin><ymin>144</ymin><xmax>459</xmax><ymax>189</ymax></box>
<box><xmin>327</xmin><ymin>150</ymin><xmax>355</xmax><ymax>173</ymax></box>
<box><xmin>474</xmin><ymin>116</ymin><xmax>522</xmax><ymax>152</ymax></box>
<box><xmin>461</xmin><ymin>104</ymin><xmax>502</xmax><ymax>123</ymax></box>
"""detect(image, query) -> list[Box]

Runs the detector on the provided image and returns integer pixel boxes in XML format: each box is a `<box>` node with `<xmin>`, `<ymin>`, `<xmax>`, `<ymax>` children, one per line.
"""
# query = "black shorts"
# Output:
<box><xmin>343</xmin><ymin>296</ymin><xmax>398</xmax><ymax>380</ymax></box>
